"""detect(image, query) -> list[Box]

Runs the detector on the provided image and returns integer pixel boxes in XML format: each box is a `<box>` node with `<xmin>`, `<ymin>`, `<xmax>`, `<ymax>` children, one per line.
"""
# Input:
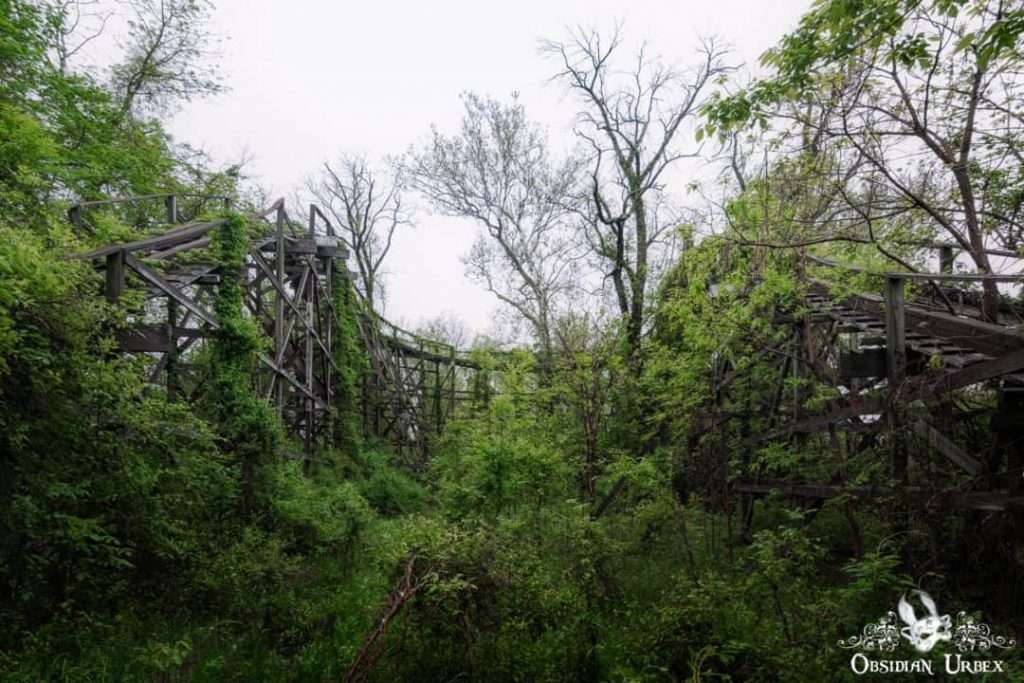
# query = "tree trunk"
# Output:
<box><xmin>625</xmin><ymin>187</ymin><xmax>647</xmax><ymax>372</ymax></box>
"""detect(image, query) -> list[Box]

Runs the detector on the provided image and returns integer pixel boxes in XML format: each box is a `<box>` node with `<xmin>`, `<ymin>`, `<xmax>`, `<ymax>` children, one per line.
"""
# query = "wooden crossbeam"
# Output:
<box><xmin>735</xmin><ymin>480</ymin><xmax>1024</xmax><ymax>512</ymax></box>
<box><xmin>908</xmin><ymin>421</ymin><xmax>984</xmax><ymax>476</ymax></box>
<box><xmin>250</xmin><ymin>251</ymin><xmax>336</xmax><ymax>369</ymax></box>
<box><xmin>116</xmin><ymin>325</ymin><xmax>207</xmax><ymax>352</ymax></box>
<box><xmin>80</xmin><ymin>219</ymin><xmax>225</xmax><ymax>260</ymax></box>
<box><xmin>125</xmin><ymin>255</ymin><xmax>220</xmax><ymax>329</ymax></box>
<box><xmin>757</xmin><ymin>347</ymin><xmax>1024</xmax><ymax>441</ymax></box>
<box><xmin>258</xmin><ymin>354</ymin><xmax>326</xmax><ymax>409</ymax></box>
<box><xmin>150</xmin><ymin>237</ymin><xmax>211</xmax><ymax>260</ymax></box>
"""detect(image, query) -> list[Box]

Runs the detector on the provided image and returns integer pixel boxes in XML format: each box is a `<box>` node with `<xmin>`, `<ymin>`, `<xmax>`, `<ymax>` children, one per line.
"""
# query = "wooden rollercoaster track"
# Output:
<box><xmin>70</xmin><ymin>194</ymin><xmax>484</xmax><ymax>464</ymax></box>
<box><xmin>734</xmin><ymin>253</ymin><xmax>1024</xmax><ymax>515</ymax></box>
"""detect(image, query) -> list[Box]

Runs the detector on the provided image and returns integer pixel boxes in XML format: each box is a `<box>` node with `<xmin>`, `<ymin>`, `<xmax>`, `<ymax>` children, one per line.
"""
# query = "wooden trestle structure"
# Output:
<box><xmin>68</xmin><ymin>195</ymin><xmax>1024</xmax><ymax>514</ymax></box>
<box><xmin>71</xmin><ymin>195</ymin><xmax>481</xmax><ymax>463</ymax></box>
<box><xmin>730</xmin><ymin>247</ymin><xmax>1024</xmax><ymax>516</ymax></box>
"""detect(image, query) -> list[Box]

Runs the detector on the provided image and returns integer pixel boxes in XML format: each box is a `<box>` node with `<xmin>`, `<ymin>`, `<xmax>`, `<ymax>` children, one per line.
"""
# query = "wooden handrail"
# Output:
<box><xmin>808</xmin><ymin>255</ymin><xmax>1024</xmax><ymax>283</ymax></box>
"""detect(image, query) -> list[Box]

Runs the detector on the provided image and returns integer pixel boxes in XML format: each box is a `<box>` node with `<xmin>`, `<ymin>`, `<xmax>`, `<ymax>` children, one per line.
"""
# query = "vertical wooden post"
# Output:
<box><xmin>69</xmin><ymin>205</ymin><xmax>83</xmax><ymax>232</ymax></box>
<box><xmin>166</xmin><ymin>297</ymin><xmax>179</xmax><ymax>399</ymax></box>
<box><xmin>885</xmin><ymin>276</ymin><xmax>906</xmax><ymax>385</ymax></box>
<box><xmin>373</xmin><ymin>369</ymin><xmax>382</xmax><ymax>437</ymax></box>
<box><xmin>324</xmin><ymin>261</ymin><xmax>333</xmax><ymax>409</ymax></box>
<box><xmin>105</xmin><ymin>250</ymin><xmax>125</xmax><ymax>303</ymax></box>
<box><xmin>274</xmin><ymin>206</ymin><xmax>286</xmax><ymax>415</ymax></box>
<box><xmin>304</xmin><ymin>278</ymin><xmax>315</xmax><ymax>470</ymax></box>
<box><xmin>448</xmin><ymin>348</ymin><xmax>456</xmax><ymax>420</ymax></box>
<box><xmin>939</xmin><ymin>245</ymin><xmax>955</xmax><ymax>274</ymax></box>
<box><xmin>885</xmin><ymin>275</ymin><xmax>907</xmax><ymax>482</ymax></box>
<box><xmin>433</xmin><ymin>360</ymin><xmax>442</xmax><ymax>434</ymax></box>
<box><xmin>165</xmin><ymin>194</ymin><xmax>178</xmax><ymax>224</ymax></box>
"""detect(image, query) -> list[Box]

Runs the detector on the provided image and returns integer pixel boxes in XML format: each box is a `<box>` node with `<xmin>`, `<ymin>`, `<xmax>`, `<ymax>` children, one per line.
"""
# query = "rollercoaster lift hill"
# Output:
<box><xmin>730</xmin><ymin>243</ymin><xmax>1024</xmax><ymax>519</ymax></box>
<box><xmin>69</xmin><ymin>194</ymin><xmax>482</xmax><ymax>465</ymax></box>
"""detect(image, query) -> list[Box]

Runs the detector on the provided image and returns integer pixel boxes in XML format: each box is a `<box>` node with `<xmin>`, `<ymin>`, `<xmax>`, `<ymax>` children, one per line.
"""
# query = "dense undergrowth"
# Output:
<box><xmin>4</xmin><ymin>0</ymin><xmax>1024</xmax><ymax>680</ymax></box>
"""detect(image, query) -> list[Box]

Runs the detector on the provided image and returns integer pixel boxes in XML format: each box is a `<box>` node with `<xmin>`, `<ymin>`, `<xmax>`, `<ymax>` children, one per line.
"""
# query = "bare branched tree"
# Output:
<box><xmin>817</xmin><ymin>4</ymin><xmax>1024</xmax><ymax>321</ymax></box>
<box><xmin>405</xmin><ymin>92</ymin><xmax>586</xmax><ymax>360</ymax></box>
<box><xmin>543</xmin><ymin>27</ymin><xmax>732</xmax><ymax>368</ymax></box>
<box><xmin>307</xmin><ymin>154</ymin><xmax>410</xmax><ymax>311</ymax></box>
<box><xmin>416</xmin><ymin>312</ymin><xmax>471</xmax><ymax>349</ymax></box>
<box><xmin>41</xmin><ymin>0</ymin><xmax>113</xmax><ymax>74</ymax></box>
<box><xmin>714</xmin><ymin>2</ymin><xmax>1024</xmax><ymax>322</ymax></box>
<box><xmin>110</xmin><ymin>0</ymin><xmax>223</xmax><ymax>118</ymax></box>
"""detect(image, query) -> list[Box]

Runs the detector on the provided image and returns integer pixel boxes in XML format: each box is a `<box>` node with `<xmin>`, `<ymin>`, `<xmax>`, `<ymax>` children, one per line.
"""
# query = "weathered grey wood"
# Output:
<box><xmin>124</xmin><ymin>255</ymin><xmax>220</xmax><ymax>329</ymax></box>
<box><xmin>753</xmin><ymin>346</ymin><xmax>1024</xmax><ymax>444</ymax></box>
<box><xmin>811</xmin><ymin>280</ymin><xmax>1024</xmax><ymax>358</ymax></box>
<box><xmin>116</xmin><ymin>324</ymin><xmax>205</xmax><ymax>352</ymax></box>
<box><xmin>287</xmin><ymin>239</ymin><xmax>318</xmax><ymax>255</ymax></box>
<box><xmin>811</xmin><ymin>255</ymin><xmax>1024</xmax><ymax>282</ymax></box>
<box><xmin>165</xmin><ymin>194</ymin><xmax>178</xmax><ymax>223</ymax></box>
<box><xmin>939</xmin><ymin>245</ymin><xmax>954</xmax><ymax>274</ymax></box>
<box><xmin>251</xmin><ymin>254</ymin><xmax>335</xmax><ymax>366</ymax></box>
<box><xmin>150</xmin><ymin>237</ymin><xmax>211</xmax><ymax>260</ymax></box>
<box><xmin>305</xmin><ymin>283</ymin><xmax>315</xmax><ymax>460</ymax></box>
<box><xmin>908</xmin><ymin>421</ymin><xmax>983</xmax><ymax>476</ymax></box>
<box><xmin>74</xmin><ymin>195</ymin><xmax>479</xmax><ymax>463</ymax></box>
<box><xmin>105</xmin><ymin>250</ymin><xmax>125</xmax><ymax>302</ymax></box>
<box><xmin>275</xmin><ymin>205</ymin><xmax>286</xmax><ymax>414</ymax></box>
<box><xmin>885</xmin><ymin>276</ymin><xmax>906</xmax><ymax>386</ymax></box>
<box><xmin>68</xmin><ymin>205</ymin><xmax>84</xmax><ymax>232</ymax></box>
<box><xmin>258</xmin><ymin>354</ymin><xmax>327</xmax><ymax>409</ymax></box>
<box><xmin>75</xmin><ymin>199</ymin><xmax>284</xmax><ymax>260</ymax></box>
<box><xmin>81</xmin><ymin>220</ymin><xmax>224</xmax><ymax>260</ymax></box>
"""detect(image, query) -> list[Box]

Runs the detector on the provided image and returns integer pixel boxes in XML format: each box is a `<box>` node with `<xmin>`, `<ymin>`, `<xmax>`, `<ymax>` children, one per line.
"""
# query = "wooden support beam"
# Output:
<box><xmin>885</xmin><ymin>276</ymin><xmax>906</xmax><ymax>386</ymax></box>
<box><xmin>251</xmin><ymin>252</ymin><xmax>335</xmax><ymax>367</ymax></box>
<box><xmin>924</xmin><ymin>347</ymin><xmax>1024</xmax><ymax>395</ymax></box>
<box><xmin>810</xmin><ymin>280</ymin><xmax>1024</xmax><ymax>358</ymax></box>
<box><xmin>754</xmin><ymin>347</ymin><xmax>1024</xmax><ymax>443</ymax></box>
<box><xmin>304</xmin><ymin>286</ymin><xmax>315</xmax><ymax>464</ymax></box>
<box><xmin>79</xmin><ymin>219</ymin><xmax>225</xmax><ymax>260</ymax></box>
<box><xmin>116</xmin><ymin>325</ymin><xmax>206</xmax><ymax>352</ymax></box>
<box><xmin>166</xmin><ymin>298</ymin><xmax>179</xmax><ymax>399</ymax></box>
<box><xmin>275</xmin><ymin>206</ymin><xmax>286</xmax><ymax>415</ymax></box>
<box><xmin>105</xmin><ymin>250</ymin><xmax>125</xmax><ymax>302</ymax></box>
<box><xmin>165</xmin><ymin>194</ymin><xmax>178</xmax><ymax>223</ymax></box>
<box><xmin>939</xmin><ymin>245</ymin><xmax>954</xmax><ymax>274</ymax></box>
<box><xmin>908</xmin><ymin>421</ymin><xmax>983</xmax><ymax>476</ymax></box>
<box><xmin>124</xmin><ymin>255</ymin><xmax>219</xmax><ymax>329</ymax></box>
<box><xmin>885</xmin><ymin>276</ymin><xmax>908</xmax><ymax>482</ymax></box>
<box><xmin>150</xmin><ymin>237</ymin><xmax>211</xmax><ymax>260</ymax></box>
<box><xmin>259</xmin><ymin>354</ymin><xmax>326</xmax><ymax>409</ymax></box>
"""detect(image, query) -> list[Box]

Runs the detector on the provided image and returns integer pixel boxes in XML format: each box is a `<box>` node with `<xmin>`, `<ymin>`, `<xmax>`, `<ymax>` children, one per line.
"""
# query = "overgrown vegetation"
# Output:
<box><xmin>2</xmin><ymin>0</ymin><xmax>1023</xmax><ymax>681</ymax></box>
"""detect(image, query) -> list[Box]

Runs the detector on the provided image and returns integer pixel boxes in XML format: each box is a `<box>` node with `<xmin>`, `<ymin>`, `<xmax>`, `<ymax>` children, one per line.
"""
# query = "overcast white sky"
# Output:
<box><xmin>165</xmin><ymin>0</ymin><xmax>813</xmax><ymax>335</ymax></box>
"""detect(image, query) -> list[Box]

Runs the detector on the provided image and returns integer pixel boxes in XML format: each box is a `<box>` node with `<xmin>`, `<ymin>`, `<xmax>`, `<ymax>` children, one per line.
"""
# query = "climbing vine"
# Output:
<box><xmin>331</xmin><ymin>270</ymin><xmax>368</xmax><ymax>458</ymax></box>
<box><xmin>206</xmin><ymin>213</ymin><xmax>282</xmax><ymax>513</ymax></box>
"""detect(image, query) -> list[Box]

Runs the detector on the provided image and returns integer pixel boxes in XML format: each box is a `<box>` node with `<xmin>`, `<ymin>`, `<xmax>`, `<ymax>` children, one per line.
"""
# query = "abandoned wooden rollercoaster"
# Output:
<box><xmin>70</xmin><ymin>194</ymin><xmax>1024</xmax><ymax>530</ymax></box>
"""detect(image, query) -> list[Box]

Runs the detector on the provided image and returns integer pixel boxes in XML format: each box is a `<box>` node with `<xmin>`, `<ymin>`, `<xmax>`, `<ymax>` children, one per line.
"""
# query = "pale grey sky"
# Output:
<box><xmin>165</xmin><ymin>0</ymin><xmax>812</xmax><ymax>334</ymax></box>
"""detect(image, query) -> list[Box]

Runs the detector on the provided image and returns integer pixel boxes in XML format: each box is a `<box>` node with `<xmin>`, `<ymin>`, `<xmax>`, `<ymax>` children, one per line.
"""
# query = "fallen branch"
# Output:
<box><xmin>344</xmin><ymin>554</ymin><xmax>428</xmax><ymax>683</ymax></box>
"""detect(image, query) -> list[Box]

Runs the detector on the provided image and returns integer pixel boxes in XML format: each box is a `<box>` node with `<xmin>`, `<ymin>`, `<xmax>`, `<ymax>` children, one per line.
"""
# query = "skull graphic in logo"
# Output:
<box><xmin>898</xmin><ymin>590</ymin><xmax>952</xmax><ymax>653</ymax></box>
